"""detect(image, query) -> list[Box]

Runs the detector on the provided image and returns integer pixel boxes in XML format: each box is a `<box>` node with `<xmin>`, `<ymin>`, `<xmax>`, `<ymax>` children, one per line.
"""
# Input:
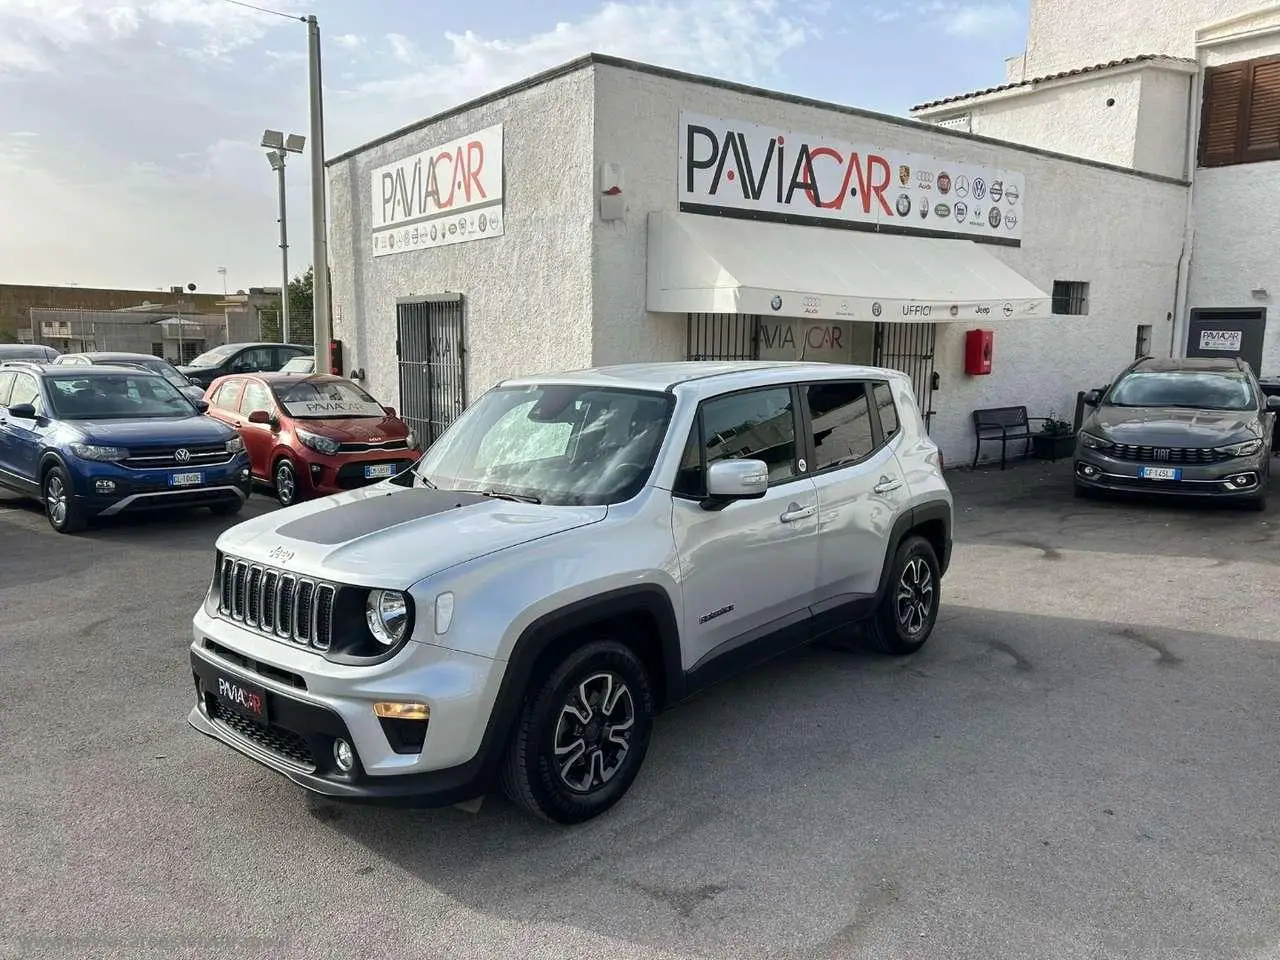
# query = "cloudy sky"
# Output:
<box><xmin>0</xmin><ymin>0</ymin><xmax>1028</xmax><ymax>295</ymax></box>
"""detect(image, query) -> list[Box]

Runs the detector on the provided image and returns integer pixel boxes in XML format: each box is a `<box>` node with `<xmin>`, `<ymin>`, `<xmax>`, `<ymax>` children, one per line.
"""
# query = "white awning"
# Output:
<box><xmin>646</xmin><ymin>211</ymin><xmax>1050</xmax><ymax>323</ymax></box>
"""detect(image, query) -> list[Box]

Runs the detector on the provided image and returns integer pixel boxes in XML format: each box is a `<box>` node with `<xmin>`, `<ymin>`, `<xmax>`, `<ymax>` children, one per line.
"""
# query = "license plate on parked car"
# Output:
<box><xmin>170</xmin><ymin>472</ymin><xmax>204</xmax><ymax>486</ymax></box>
<box><xmin>214</xmin><ymin>673</ymin><xmax>267</xmax><ymax>720</ymax></box>
<box><xmin>1139</xmin><ymin>467</ymin><xmax>1180</xmax><ymax>481</ymax></box>
<box><xmin>363</xmin><ymin>464</ymin><xmax>395</xmax><ymax>479</ymax></box>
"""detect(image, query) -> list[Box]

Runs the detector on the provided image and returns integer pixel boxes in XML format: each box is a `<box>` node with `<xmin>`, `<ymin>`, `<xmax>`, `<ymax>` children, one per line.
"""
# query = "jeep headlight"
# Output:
<box><xmin>1079</xmin><ymin>432</ymin><xmax>1112</xmax><ymax>450</ymax></box>
<box><xmin>225</xmin><ymin>436</ymin><xmax>245</xmax><ymax>454</ymax></box>
<box><xmin>366</xmin><ymin>589</ymin><xmax>410</xmax><ymax>646</ymax></box>
<box><xmin>1215</xmin><ymin>438</ymin><xmax>1263</xmax><ymax>458</ymax></box>
<box><xmin>70</xmin><ymin>443</ymin><xmax>128</xmax><ymax>461</ymax></box>
<box><xmin>297</xmin><ymin>429</ymin><xmax>341</xmax><ymax>456</ymax></box>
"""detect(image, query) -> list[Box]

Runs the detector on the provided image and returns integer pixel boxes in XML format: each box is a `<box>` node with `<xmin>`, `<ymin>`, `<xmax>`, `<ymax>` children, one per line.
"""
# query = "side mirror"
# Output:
<box><xmin>383</xmin><ymin>405</ymin><xmax>397</xmax><ymax>417</ymax></box>
<box><xmin>1083</xmin><ymin>389</ymin><xmax>1103</xmax><ymax>407</ymax></box>
<box><xmin>194</xmin><ymin>399</ymin><xmax>210</xmax><ymax>413</ymax></box>
<box><xmin>247</xmin><ymin>409</ymin><xmax>272</xmax><ymax>425</ymax></box>
<box><xmin>702</xmin><ymin>459</ymin><xmax>769</xmax><ymax>509</ymax></box>
<box><xmin>1265</xmin><ymin>395</ymin><xmax>1280</xmax><ymax>411</ymax></box>
<box><xmin>7</xmin><ymin>403</ymin><xmax>36</xmax><ymax>420</ymax></box>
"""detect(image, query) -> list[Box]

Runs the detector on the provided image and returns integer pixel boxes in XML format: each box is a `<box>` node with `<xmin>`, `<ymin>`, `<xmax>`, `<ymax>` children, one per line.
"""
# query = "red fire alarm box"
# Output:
<box><xmin>328</xmin><ymin>339</ymin><xmax>343</xmax><ymax>376</ymax></box>
<box><xmin>964</xmin><ymin>328</ymin><xmax>993</xmax><ymax>376</ymax></box>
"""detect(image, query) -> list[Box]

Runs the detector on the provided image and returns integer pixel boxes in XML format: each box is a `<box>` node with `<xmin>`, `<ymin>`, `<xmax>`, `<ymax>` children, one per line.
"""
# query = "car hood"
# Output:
<box><xmin>1087</xmin><ymin>405</ymin><xmax>1263</xmax><ymax>445</ymax></box>
<box><xmin>287</xmin><ymin>415</ymin><xmax>408</xmax><ymax>440</ymax></box>
<box><xmin>215</xmin><ymin>484</ymin><xmax>607</xmax><ymax>586</ymax></box>
<box><xmin>72</xmin><ymin>415</ymin><xmax>234</xmax><ymax>446</ymax></box>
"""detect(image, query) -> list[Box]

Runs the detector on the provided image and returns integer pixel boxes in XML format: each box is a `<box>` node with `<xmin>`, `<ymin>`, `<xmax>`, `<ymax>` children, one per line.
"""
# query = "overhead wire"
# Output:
<box><xmin>218</xmin><ymin>0</ymin><xmax>306</xmax><ymax>23</ymax></box>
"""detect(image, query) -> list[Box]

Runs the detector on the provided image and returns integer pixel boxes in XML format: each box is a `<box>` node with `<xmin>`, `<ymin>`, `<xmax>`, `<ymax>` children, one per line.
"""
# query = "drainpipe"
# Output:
<box><xmin>1170</xmin><ymin>56</ymin><xmax>1200</xmax><ymax>359</ymax></box>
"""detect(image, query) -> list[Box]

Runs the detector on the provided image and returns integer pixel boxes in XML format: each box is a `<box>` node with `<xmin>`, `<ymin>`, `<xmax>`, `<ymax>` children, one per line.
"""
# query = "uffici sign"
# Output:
<box><xmin>370</xmin><ymin>124</ymin><xmax>504</xmax><ymax>257</ymax></box>
<box><xmin>678</xmin><ymin>112</ymin><xmax>1026</xmax><ymax>244</ymax></box>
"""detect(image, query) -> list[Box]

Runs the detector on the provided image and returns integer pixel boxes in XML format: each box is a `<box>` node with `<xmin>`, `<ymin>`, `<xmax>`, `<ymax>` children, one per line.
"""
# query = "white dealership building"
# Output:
<box><xmin>328</xmin><ymin>36</ymin><xmax>1218</xmax><ymax>463</ymax></box>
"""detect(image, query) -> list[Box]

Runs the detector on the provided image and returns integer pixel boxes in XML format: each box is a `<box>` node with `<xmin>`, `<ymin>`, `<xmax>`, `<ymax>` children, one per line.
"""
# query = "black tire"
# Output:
<box><xmin>42</xmin><ymin>465</ymin><xmax>87</xmax><ymax>534</ymax></box>
<box><xmin>209</xmin><ymin>498</ymin><xmax>244</xmax><ymax>517</ymax></box>
<box><xmin>273</xmin><ymin>458</ymin><xmax>299</xmax><ymax>508</ymax></box>
<box><xmin>501</xmin><ymin>640</ymin><xmax>654</xmax><ymax>825</ymax></box>
<box><xmin>866</xmin><ymin>535</ymin><xmax>941</xmax><ymax>656</ymax></box>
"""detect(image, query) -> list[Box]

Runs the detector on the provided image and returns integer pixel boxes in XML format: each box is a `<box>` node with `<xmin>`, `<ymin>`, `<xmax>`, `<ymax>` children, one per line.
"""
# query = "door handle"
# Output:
<box><xmin>874</xmin><ymin>477</ymin><xmax>903</xmax><ymax>494</ymax></box>
<box><xmin>779</xmin><ymin>502</ymin><xmax>816</xmax><ymax>523</ymax></box>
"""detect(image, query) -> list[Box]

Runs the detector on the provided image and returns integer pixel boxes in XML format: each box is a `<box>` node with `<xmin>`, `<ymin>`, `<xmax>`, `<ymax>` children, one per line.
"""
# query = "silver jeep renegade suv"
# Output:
<box><xmin>188</xmin><ymin>361</ymin><xmax>953</xmax><ymax>824</ymax></box>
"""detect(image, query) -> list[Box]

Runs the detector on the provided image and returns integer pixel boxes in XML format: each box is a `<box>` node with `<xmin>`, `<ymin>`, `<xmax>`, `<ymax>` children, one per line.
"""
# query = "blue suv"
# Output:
<box><xmin>0</xmin><ymin>362</ymin><xmax>252</xmax><ymax>534</ymax></box>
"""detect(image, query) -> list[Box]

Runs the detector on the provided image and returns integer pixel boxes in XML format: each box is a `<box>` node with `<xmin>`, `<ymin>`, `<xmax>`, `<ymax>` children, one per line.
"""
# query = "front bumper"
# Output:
<box><xmin>298</xmin><ymin>451</ymin><xmax>418</xmax><ymax>497</ymax></box>
<box><xmin>186</xmin><ymin>608</ymin><xmax>505</xmax><ymax>805</ymax></box>
<box><xmin>72</xmin><ymin>454</ymin><xmax>253</xmax><ymax>517</ymax></box>
<box><xmin>1074</xmin><ymin>448</ymin><xmax>1267</xmax><ymax>499</ymax></box>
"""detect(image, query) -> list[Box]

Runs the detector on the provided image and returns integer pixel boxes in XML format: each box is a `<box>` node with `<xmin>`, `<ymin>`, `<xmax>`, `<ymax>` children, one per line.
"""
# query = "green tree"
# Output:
<box><xmin>288</xmin><ymin>265</ymin><xmax>314</xmax><ymax>319</ymax></box>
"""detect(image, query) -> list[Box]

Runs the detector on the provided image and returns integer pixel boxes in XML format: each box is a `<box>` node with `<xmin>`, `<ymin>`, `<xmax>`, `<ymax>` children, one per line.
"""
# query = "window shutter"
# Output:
<box><xmin>1244</xmin><ymin>59</ymin><xmax>1280</xmax><ymax>162</ymax></box>
<box><xmin>1199</xmin><ymin>65</ymin><xmax>1246</xmax><ymax>167</ymax></box>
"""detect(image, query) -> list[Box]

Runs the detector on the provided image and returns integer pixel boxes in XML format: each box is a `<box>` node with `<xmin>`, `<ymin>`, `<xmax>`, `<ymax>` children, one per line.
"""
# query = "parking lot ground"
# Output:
<box><xmin>2</xmin><ymin>462</ymin><xmax>1280</xmax><ymax>960</ymax></box>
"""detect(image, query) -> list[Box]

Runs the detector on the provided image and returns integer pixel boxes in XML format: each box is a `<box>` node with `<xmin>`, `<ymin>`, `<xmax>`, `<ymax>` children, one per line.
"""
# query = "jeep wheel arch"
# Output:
<box><xmin>473</xmin><ymin>585</ymin><xmax>684</xmax><ymax>790</ymax></box>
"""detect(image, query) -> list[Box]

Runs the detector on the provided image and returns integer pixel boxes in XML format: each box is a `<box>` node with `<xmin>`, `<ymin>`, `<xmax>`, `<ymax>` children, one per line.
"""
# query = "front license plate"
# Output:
<box><xmin>170</xmin><ymin>471</ymin><xmax>204</xmax><ymax>486</ymax></box>
<box><xmin>363</xmin><ymin>463</ymin><xmax>395</xmax><ymax>479</ymax></box>
<box><xmin>214</xmin><ymin>673</ymin><xmax>267</xmax><ymax>720</ymax></box>
<box><xmin>1139</xmin><ymin>466</ymin><xmax>1181</xmax><ymax>481</ymax></box>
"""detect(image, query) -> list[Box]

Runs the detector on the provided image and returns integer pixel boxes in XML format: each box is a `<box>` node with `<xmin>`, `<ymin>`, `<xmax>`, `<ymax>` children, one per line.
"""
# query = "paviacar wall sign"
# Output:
<box><xmin>678</xmin><ymin>112</ymin><xmax>1026</xmax><ymax>245</ymax></box>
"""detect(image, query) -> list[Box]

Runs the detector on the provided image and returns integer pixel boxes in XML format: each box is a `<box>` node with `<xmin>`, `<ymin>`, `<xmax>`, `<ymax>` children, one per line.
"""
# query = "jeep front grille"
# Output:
<box><xmin>218</xmin><ymin>556</ymin><xmax>335</xmax><ymax>651</ymax></box>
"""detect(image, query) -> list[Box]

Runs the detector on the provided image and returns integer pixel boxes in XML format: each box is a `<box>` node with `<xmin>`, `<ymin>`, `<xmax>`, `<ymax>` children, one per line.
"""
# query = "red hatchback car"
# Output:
<box><xmin>204</xmin><ymin>373</ymin><xmax>420</xmax><ymax>506</ymax></box>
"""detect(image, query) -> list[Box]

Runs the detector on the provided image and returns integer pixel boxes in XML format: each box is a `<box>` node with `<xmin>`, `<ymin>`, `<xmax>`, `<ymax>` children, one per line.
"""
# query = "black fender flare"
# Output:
<box><xmin>872</xmin><ymin>499</ymin><xmax>953</xmax><ymax>603</ymax></box>
<box><xmin>467</xmin><ymin>584</ymin><xmax>684</xmax><ymax>788</ymax></box>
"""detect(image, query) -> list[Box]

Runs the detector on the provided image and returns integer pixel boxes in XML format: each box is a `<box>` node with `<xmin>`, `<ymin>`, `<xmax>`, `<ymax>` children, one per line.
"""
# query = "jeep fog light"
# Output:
<box><xmin>366</xmin><ymin>589</ymin><xmax>410</xmax><ymax>646</ymax></box>
<box><xmin>333</xmin><ymin>738</ymin><xmax>355</xmax><ymax>772</ymax></box>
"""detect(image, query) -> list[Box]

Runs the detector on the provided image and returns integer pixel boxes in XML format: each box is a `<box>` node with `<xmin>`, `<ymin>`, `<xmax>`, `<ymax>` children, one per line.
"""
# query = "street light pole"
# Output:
<box><xmin>307</xmin><ymin>15</ymin><xmax>331</xmax><ymax>373</ymax></box>
<box><xmin>263</xmin><ymin>130</ymin><xmax>306</xmax><ymax>345</ymax></box>
<box><xmin>273</xmin><ymin>151</ymin><xmax>290</xmax><ymax>344</ymax></box>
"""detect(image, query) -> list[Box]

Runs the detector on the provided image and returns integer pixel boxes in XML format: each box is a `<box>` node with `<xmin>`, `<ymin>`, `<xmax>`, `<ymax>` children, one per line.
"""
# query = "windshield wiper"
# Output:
<box><xmin>458</xmin><ymin>487</ymin><xmax>542</xmax><ymax>504</ymax></box>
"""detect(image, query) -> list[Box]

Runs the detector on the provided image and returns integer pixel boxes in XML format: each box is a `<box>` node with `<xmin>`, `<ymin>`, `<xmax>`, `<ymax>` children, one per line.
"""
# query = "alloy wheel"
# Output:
<box><xmin>895</xmin><ymin>557</ymin><xmax>935</xmax><ymax>636</ymax></box>
<box><xmin>276</xmin><ymin>462</ymin><xmax>296</xmax><ymax>505</ymax></box>
<box><xmin>552</xmin><ymin>672</ymin><xmax>636</xmax><ymax>794</ymax></box>
<box><xmin>45</xmin><ymin>475</ymin><xmax>68</xmax><ymax>526</ymax></box>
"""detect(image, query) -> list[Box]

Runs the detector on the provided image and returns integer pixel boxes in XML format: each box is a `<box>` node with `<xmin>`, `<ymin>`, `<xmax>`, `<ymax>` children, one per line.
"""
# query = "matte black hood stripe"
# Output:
<box><xmin>275</xmin><ymin>489</ymin><xmax>491</xmax><ymax>545</ymax></box>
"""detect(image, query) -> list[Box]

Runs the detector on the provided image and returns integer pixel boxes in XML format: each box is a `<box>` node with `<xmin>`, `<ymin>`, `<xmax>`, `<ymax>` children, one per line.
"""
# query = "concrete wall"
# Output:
<box><xmin>1023</xmin><ymin>0</ymin><xmax>1262</xmax><ymax>75</ymax></box>
<box><xmin>327</xmin><ymin>68</ymin><xmax>597</xmax><ymax>409</ymax></box>
<box><xmin>1186</xmin><ymin>30</ymin><xmax>1280</xmax><ymax>377</ymax></box>
<box><xmin>590</xmin><ymin>63</ymin><xmax>1188</xmax><ymax>463</ymax></box>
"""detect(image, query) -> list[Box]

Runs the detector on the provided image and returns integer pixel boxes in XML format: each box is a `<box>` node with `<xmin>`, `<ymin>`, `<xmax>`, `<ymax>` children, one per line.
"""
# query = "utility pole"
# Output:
<box><xmin>307</xmin><ymin>14</ymin><xmax>331</xmax><ymax>373</ymax></box>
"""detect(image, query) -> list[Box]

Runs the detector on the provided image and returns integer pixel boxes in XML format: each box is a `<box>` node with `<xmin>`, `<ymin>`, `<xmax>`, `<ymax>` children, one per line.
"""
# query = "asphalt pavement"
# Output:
<box><xmin>2</xmin><ymin>462</ymin><xmax>1279</xmax><ymax>960</ymax></box>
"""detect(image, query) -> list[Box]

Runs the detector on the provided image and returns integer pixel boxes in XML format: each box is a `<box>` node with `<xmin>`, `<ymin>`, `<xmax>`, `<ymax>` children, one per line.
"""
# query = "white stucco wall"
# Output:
<box><xmin>1185</xmin><ymin>31</ymin><xmax>1280</xmax><ymax>377</ymax></box>
<box><xmin>1023</xmin><ymin>0</ymin><xmax>1263</xmax><ymax>75</ymax></box>
<box><xmin>589</xmin><ymin>63</ymin><xmax>1188</xmax><ymax>464</ymax></box>
<box><xmin>920</xmin><ymin>65</ymin><xmax>1192</xmax><ymax>180</ymax></box>
<box><xmin>960</xmin><ymin>74</ymin><xmax>1145</xmax><ymax>170</ymax></box>
<box><xmin>326</xmin><ymin>68</ymin><xmax>596</xmax><ymax>411</ymax></box>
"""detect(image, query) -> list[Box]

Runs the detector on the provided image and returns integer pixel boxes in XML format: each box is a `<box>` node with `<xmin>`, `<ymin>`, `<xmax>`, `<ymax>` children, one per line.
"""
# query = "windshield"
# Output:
<box><xmin>412</xmin><ymin>384</ymin><xmax>674</xmax><ymax>506</ymax></box>
<box><xmin>46</xmin><ymin>372</ymin><xmax>197</xmax><ymax>420</ymax></box>
<box><xmin>274</xmin><ymin>378</ymin><xmax>385</xmax><ymax>419</ymax></box>
<box><xmin>187</xmin><ymin>344</ymin><xmax>238</xmax><ymax>369</ymax></box>
<box><xmin>1107</xmin><ymin>371</ymin><xmax>1256</xmax><ymax>411</ymax></box>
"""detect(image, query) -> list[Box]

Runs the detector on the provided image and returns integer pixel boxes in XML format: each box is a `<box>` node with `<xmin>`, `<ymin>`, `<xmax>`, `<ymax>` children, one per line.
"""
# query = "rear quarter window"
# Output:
<box><xmin>872</xmin><ymin>381</ymin><xmax>900</xmax><ymax>440</ymax></box>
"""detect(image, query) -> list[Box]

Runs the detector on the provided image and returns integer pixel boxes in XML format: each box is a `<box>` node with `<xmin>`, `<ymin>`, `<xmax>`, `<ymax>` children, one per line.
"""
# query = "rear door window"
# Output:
<box><xmin>804</xmin><ymin>381</ymin><xmax>876</xmax><ymax>473</ymax></box>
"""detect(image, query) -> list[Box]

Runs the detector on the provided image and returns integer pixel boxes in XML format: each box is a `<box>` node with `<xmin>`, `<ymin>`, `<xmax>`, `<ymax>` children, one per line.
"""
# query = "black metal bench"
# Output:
<box><xmin>972</xmin><ymin>405</ymin><xmax>1050</xmax><ymax>470</ymax></box>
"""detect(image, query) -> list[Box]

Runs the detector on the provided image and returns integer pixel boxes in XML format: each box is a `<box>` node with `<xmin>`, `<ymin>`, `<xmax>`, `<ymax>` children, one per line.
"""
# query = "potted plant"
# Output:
<box><xmin>1032</xmin><ymin>413</ymin><xmax>1075</xmax><ymax>461</ymax></box>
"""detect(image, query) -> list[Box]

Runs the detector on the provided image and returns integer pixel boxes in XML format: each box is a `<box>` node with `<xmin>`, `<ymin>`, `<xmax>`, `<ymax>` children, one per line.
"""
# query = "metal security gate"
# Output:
<box><xmin>687</xmin><ymin>313</ymin><xmax>760</xmax><ymax>360</ymax></box>
<box><xmin>873</xmin><ymin>322</ymin><xmax>937</xmax><ymax>429</ymax></box>
<box><xmin>396</xmin><ymin>295</ymin><xmax>466</xmax><ymax>446</ymax></box>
